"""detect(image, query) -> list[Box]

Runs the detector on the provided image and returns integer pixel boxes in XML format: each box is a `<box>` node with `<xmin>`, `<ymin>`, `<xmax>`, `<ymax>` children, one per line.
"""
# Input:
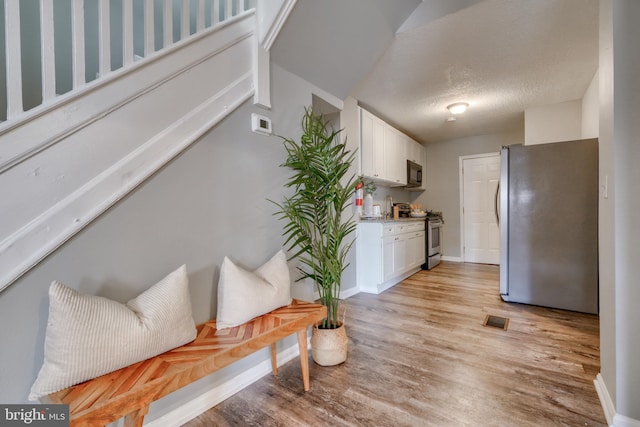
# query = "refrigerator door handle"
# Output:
<box><xmin>495</xmin><ymin>182</ymin><xmax>500</xmax><ymax>225</ymax></box>
<box><xmin>499</xmin><ymin>147</ymin><xmax>509</xmax><ymax>299</ymax></box>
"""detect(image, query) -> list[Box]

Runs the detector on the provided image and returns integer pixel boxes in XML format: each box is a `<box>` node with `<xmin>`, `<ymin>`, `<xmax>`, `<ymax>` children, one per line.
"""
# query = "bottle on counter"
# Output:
<box><xmin>364</xmin><ymin>192</ymin><xmax>374</xmax><ymax>217</ymax></box>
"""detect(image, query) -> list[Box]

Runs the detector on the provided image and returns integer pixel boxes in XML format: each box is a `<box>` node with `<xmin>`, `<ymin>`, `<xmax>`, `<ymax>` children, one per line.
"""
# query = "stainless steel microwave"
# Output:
<box><xmin>406</xmin><ymin>160</ymin><xmax>423</xmax><ymax>188</ymax></box>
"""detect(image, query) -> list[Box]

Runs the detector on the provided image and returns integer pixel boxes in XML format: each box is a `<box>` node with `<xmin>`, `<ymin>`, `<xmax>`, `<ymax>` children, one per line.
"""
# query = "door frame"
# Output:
<box><xmin>458</xmin><ymin>152</ymin><xmax>500</xmax><ymax>263</ymax></box>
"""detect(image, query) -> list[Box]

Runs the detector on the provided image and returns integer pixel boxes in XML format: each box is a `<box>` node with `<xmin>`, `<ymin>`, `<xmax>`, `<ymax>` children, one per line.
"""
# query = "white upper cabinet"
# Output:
<box><xmin>360</xmin><ymin>108</ymin><xmax>386</xmax><ymax>180</ymax></box>
<box><xmin>406</xmin><ymin>137</ymin><xmax>425</xmax><ymax>166</ymax></box>
<box><xmin>384</xmin><ymin>125</ymin><xmax>407</xmax><ymax>186</ymax></box>
<box><xmin>359</xmin><ymin>107</ymin><xmax>408</xmax><ymax>187</ymax></box>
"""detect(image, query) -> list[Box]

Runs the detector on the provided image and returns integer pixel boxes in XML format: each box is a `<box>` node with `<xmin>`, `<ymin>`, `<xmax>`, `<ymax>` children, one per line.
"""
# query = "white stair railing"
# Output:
<box><xmin>0</xmin><ymin>0</ymin><xmax>300</xmax><ymax>293</ymax></box>
<box><xmin>1</xmin><ymin>0</ymin><xmax>254</xmax><ymax>128</ymax></box>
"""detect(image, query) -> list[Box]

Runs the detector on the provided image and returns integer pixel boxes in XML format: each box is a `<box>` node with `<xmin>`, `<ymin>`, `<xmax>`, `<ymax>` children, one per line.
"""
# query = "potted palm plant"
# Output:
<box><xmin>271</xmin><ymin>107</ymin><xmax>358</xmax><ymax>366</ymax></box>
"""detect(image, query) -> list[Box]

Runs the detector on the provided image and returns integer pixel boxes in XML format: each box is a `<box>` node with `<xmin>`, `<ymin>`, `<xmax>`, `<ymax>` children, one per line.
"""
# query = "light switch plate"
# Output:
<box><xmin>251</xmin><ymin>113</ymin><xmax>272</xmax><ymax>135</ymax></box>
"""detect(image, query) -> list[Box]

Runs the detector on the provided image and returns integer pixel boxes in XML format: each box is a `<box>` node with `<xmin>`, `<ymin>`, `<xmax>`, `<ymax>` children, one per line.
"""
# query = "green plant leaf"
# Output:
<box><xmin>270</xmin><ymin>107</ymin><xmax>358</xmax><ymax>327</ymax></box>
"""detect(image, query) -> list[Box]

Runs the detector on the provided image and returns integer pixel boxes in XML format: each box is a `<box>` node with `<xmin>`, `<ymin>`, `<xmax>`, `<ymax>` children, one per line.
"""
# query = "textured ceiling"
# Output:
<box><xmin>271</xmin><ymin>0</ymin><xmax>421</xmax><ymax>101</ymax></box>
<box><xmin>272</xmin><ymin>0</ymin><xmax>599</xmax><ymax>144</ymax></box>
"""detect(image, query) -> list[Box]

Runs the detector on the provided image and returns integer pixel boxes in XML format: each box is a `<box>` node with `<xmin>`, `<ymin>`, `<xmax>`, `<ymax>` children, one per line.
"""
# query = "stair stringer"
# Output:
<box><xmin>0</xmin><ymin>12</ymin><xmax>257</xmax><ymax>292</ymax></box>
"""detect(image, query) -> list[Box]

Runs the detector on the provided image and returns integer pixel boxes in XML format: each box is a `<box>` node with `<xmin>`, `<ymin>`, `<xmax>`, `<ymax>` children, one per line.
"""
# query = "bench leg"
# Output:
<box><xmin>270</xmin><ymin>342</ymin><xmax>278</xmax><ymax>375</ymax></box>
<box><xmin>123</xmin><ymin>405</ymin><xmax>149</xmax><ymax>427</ymax></box>
<box><xmin>297</xmin><ymin>328</ymin><xmax>310</xmax><ymax>391</ymax></box>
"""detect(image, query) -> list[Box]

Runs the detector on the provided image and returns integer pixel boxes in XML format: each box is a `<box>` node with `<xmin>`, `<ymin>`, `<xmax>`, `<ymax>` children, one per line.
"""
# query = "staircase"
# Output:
<box><xmin>0</xmin><ymin>0</ymin><xmax>295</xmax><ymax>292</ymax></box>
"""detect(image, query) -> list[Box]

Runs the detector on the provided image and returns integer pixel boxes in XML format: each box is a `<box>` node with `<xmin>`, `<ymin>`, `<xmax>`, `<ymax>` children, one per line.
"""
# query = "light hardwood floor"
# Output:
<box><xmin>184</xmin><ymin>262</ymin><xmax>605</xmax><ymax>427</ymax></box>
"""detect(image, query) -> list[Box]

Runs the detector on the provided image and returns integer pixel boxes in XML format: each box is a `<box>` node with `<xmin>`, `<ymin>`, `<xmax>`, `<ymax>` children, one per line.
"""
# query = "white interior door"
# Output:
<box><xmin>462</xmin><ymin>154</ymin><xmax>500</xmax><ymax>264</ymax></box>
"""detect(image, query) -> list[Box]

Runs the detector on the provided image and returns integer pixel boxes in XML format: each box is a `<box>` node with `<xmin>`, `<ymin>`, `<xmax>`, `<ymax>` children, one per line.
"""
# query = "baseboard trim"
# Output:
<box><xmin>311</xmin><ymin>286</ymin><xmax>359</xmax><ymax>302</ymax></box>
<box><xmin>359</xmin><ymin>267</ymin><xmax>420</xmax><ymax>295</ymax></box>
<box><xmin>595</xmin><ymin>373</ymin><xmax>615</xmax><ymax>426</ymax></box>
<box><xmin>144</xmin><ymin>341</ymin><xmax>302</xmax><ymax>427</ymax></box>
<box><xmin>441</xmin><ymin>256</ymin><xmax>463</xmax><ymax>262</ymax></box>
<box><xmin>594</xmin><ymin>373</ymin><xmax>640</xmax><ymax>427</ymax></box>
<box><xmin>340</xmin><ymin>287</ymin><xmax>360</xmax><ymax>300</ymax></box>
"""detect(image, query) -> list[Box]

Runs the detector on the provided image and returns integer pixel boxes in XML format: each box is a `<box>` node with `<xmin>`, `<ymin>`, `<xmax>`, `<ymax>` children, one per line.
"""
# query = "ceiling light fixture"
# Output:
<box><xmin>447</xmin><ymin>102</ymin><xmax>469</xmax><ymax>115</ymax></box>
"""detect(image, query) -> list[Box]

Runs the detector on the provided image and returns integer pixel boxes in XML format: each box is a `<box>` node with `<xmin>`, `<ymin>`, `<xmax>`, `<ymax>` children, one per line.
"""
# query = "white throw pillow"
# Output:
<box><xmin>29</xmin><ymin>265</ymin><xmax>197</xmax><ymax>400</ymax></box>
<box><xmin>216</xmin><ymin>250</ymin><xmax>292</xmax><ymax>329</ymax></box>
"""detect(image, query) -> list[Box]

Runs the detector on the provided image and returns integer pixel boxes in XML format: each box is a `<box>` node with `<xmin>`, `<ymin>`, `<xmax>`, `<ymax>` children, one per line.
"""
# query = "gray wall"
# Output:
<box><xmin>0</xmin><ymin>64</ymin><xmax>328</xmax><ymax>416</ymax></box>
<box><xmin>412</xmin><ymin>130</ymin><xmax>524</xmax><ymax>258</ymax></box>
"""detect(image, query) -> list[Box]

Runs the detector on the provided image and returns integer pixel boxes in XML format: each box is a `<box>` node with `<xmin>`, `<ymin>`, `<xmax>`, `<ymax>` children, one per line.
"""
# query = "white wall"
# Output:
<box><xmin>336</xmin><ymin>97</ymin><xmax>359</xmax><ymax>298</ymax></box>
<box><xmin>524</xmin><ymin>70</ymin><xmax>599</xmax><ymax>145</ymax></box>
<box><xmin>0</xmin><ymin>64</ymin><xmax>331</xmax><ymax>420</ymax></box>
<box><xmin>611</xmin><ymin>1</ymin><xmax>640</xmax><ymax>417</ymax></box>
<box><xmin>597</xmin><ymin>1</ymin><xmax>640</xmax><ymax>424</ymax></box>
<box><xmin>598</xmin><ymin>0</ymin><xmax>617</xmax><ymax>413</ymax></box>
<box><xmin>582</xmin><ymin>70</ymin><xmax>599</xmax><ymax>139</ymax></box>
<box><xmin>524</xmin><ymin>99</ymin><xmax>582</xmax><ymax>145</ymax></box>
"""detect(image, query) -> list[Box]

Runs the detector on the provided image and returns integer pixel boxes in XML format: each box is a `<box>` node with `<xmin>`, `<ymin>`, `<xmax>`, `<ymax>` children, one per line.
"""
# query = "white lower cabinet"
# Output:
<box><xmin>382</xmin><ymin>233</ymin><xmax>408</xmax><ymax>282</ymax></box>
<box><xmin>357</xmin><ymin>221</ymin><xmax>426</xmax><ymax>294</ymax></box>
<box><xmin>382</xmin><ymin>235</ymin><xmax>395</xmax><ymax>282</ymax></box>
<box><xmin>407</xmin><ymin>229</ymin><xmax>426</xmax><ymax>269</ymax></box>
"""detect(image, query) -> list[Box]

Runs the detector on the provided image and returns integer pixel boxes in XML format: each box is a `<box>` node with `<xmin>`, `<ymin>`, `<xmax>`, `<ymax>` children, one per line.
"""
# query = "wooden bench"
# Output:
<box><xmin>45</xmin><ymin>299</ymin><xmax>327</xmax><ymax>427</ymax></box>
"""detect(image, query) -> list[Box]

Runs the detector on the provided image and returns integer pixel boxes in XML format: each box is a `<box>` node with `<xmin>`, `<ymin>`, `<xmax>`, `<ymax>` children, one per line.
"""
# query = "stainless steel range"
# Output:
<box><xmin>423</xmin><ymin>211</ymin><xmax>443</xmax><ymax>270</ymax></box>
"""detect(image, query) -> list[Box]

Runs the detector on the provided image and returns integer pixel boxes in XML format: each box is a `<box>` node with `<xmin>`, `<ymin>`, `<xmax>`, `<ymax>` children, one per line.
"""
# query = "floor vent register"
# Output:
<box><xmin>483</xmin><ymin>314</ymin><xmax>509</xmax><ymax>331</ymax></box>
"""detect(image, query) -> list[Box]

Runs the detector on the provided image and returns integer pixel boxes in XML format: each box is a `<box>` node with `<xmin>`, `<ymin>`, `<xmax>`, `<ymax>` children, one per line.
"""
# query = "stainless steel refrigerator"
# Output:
<box><xmin>499</xmin><ymin>139</ymin><xmax>599</xmax><ymax>314</ymax></box>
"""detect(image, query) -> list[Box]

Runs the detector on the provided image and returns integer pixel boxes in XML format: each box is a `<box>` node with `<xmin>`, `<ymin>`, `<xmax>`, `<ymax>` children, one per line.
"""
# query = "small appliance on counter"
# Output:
<box><xmin>392</xmin><ymin>203</ymin><xmax>412</xmax><ymax>218</ymax></box>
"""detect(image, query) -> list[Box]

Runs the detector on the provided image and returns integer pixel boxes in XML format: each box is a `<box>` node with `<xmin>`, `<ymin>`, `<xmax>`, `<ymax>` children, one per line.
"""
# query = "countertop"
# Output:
<box><xmin>358</xmin><ymin>216</ymin><xmax>426</xmax><ymax>224</ymax></box>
